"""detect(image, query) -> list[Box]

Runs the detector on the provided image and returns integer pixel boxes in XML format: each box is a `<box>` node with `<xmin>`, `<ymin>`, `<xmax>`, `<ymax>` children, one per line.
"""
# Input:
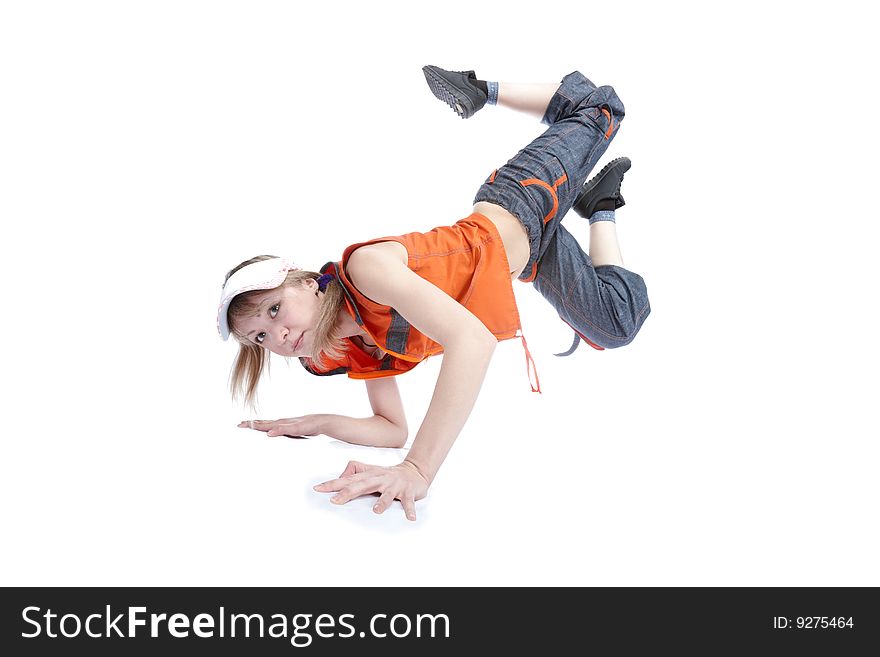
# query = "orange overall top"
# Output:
<box><xmin>300</xmin><ymin>212</ymin><xmax>541</xmax><ymax>392</ymax></box>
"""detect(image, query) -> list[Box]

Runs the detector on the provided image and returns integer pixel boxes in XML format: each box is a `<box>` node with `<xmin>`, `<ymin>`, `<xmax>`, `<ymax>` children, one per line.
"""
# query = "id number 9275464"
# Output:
<box><xmin>773</xmin><ymin>616</ymin><xmax>854</xmax><ymax>629</ymax></box>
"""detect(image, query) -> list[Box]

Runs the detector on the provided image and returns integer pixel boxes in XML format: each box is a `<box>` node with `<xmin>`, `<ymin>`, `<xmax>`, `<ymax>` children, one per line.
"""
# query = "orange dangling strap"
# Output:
<box><xmin>520</xmin><ymin>334</ymin><xmax>542</xmax><ymax>394</ymax></box>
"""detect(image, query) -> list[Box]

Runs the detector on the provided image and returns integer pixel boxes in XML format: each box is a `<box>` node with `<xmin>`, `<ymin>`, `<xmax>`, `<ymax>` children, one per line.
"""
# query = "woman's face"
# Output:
<box><xmin>234</xmin><ymin>279</ymin><xmax>323</xmax><ymax>357</ymax></box>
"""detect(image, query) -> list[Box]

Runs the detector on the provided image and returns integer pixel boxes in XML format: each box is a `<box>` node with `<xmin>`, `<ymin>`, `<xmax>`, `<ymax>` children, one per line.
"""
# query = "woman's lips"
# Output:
<box><xmin>294</xmin><ymin>332</ymin><xmax>304</xmax><ymax>352</ymax></box>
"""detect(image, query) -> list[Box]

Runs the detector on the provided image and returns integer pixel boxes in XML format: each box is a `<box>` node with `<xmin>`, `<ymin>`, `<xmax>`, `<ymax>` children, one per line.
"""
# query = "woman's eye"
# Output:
<box><xmin>256</xmin><ymin>332</ymin><xmax>266</xmax><ymax>344</ymax></box>
<box><xmin>270</xmin><ymin>303</ymin><xmax>280</xmax><ymax>318</ymax></box>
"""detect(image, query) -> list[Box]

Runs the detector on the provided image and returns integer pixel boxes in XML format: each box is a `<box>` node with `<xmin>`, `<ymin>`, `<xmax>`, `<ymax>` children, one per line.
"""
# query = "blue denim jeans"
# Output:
<box><xmin>473</xmin><ymin>71</ymin><xmax>650</xmax><ymax>350</ymax></box>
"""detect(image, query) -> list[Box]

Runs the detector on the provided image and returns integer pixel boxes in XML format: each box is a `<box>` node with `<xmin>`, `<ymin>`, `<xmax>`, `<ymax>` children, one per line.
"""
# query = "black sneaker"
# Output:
<box><xmin>572</xmin><ymin>157</ymin><xmax>631</xmax><ymax>219</ymax></box>
<box><xmin>422</xmin><ymin>65</ymin><xmax>487</xmax><ymax>119</ymax></box>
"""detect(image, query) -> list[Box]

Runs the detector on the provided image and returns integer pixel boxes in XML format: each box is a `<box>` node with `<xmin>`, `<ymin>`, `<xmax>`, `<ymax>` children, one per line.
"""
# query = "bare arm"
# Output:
<box><xmin>309</xmin><ymin>414</ymin><xmax>406</xmax><ymax>448</ymax></box>
<box><xmin>404</xmin><ymin>333</ymin><xmax>495</xmax><ymax>483</ymax></box>
<box><xmin>314</xmin><ymin>245</ymin><xmax>497</xmax><ymax>518</ymax></box>
<box><xmin>313</xmin><ymin>378</ymin><xmax>408</xmax><ymax>447</ymax></box>
<box><xmin>350</xmin><ymin>246</ymin><xmax>496</xmax><ymax>482</ymax></box>
<box><xmin>239</xmin><ymin>377</ymin><xmax>408</xmax><ymax>448</ymax></box>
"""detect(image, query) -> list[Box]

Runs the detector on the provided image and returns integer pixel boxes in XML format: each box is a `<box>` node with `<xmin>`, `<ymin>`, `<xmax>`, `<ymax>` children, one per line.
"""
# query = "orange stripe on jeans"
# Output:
<box><xmin>601</xmin><ymin>108</ymin><xmax>614</xmax><ymax>139</ymax></box>
<box><xmin>519</xmin><ymin>172</ymin><xmax>568</xmax><ymax>225</ymax></box>
<box><xmin>516</xmin><ymin>173</ymin><xmax>568</xmax><ymax>283</ymax></box>
<box><xmin>519</xmin><ymin>261</ymin><xmax>538</xmax><ymax>283</ymax></box>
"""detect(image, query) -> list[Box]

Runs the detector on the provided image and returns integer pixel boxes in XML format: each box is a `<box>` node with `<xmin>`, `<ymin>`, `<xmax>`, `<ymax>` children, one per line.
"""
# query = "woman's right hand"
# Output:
<box><xmin>238</xmin><ymin>415</ymin><xmax>323</xmax><ymax>438</ymax></box>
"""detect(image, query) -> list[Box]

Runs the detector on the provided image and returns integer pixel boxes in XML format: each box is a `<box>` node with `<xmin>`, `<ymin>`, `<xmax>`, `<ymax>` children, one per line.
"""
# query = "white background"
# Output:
<box><xmin>1</xmin><ymin>1</ymin><xmax>877</xmax><ymax>586</ymax></box>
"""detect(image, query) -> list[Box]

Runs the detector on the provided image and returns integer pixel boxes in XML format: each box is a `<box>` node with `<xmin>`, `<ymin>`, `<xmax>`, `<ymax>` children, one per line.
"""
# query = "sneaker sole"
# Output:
<box><xmin>422</xmin><ymin>66</ymin><xmax>475</xmax><ymax>119</ymax></box>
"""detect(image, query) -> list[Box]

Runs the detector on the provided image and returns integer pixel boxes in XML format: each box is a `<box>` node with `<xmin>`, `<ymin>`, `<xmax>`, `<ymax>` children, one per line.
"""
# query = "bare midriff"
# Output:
<box><xmin>473</xmin><ymin>201</ymin><xmax>530</xmax><ymax>280</ymax></box>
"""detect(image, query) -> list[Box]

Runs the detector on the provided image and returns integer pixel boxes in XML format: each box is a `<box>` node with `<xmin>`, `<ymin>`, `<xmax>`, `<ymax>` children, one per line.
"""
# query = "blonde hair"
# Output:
<box><xmin>223</xmin><ymin>255</ymin><xmax>346</xmax><ymax>406</ymax></box>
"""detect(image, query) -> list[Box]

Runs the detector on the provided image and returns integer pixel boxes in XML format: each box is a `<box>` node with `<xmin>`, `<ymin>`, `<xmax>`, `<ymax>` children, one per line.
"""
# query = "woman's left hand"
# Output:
<box><xmin>313</xmin><ymin>460</ymin><xmax>429</xmax><ymax>521</ymax></box>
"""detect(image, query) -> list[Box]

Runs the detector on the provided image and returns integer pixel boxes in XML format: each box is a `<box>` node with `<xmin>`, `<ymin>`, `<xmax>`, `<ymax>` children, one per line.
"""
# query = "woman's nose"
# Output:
<box><xmin>278</xmin><ymin>327</ymin><xmax>289</xmax><ymax>344</ymax></box>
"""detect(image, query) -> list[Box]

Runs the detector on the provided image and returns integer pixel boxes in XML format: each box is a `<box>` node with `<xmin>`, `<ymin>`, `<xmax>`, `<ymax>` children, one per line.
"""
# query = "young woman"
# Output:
<box><xmin>217</xmin><ymin>65</ymin><xmax>650</xmax><ymax>521</ymax></box>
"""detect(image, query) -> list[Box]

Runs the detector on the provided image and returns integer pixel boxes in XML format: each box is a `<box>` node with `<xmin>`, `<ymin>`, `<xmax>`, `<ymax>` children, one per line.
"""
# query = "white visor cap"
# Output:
<box><xmin>217</xmin><ymin>257</ymin><xmax>301</xmax><ymax>340</ymax></box>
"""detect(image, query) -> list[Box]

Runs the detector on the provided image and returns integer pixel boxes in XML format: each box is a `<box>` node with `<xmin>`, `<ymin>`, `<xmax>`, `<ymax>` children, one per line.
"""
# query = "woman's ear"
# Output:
<box><xmin>303</xmin><ymin>277</ymin><xmax>322</xmax><ymax>296</ymax></box>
